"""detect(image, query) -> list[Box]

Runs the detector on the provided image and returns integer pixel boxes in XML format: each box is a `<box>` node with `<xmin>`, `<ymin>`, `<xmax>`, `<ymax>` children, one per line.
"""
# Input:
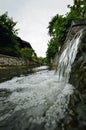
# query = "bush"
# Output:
<box><xmin>20</xmin><ymin>48</ymin><xmax>34</xmax><ymax>61</ymax></box>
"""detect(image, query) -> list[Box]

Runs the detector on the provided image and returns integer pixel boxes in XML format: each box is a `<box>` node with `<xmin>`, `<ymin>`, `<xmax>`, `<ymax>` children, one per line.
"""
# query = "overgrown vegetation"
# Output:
<box><xmin>20</xmin><ymin>48</ymin><xmax>34</xmax><ymax>61</ymax></box>
<box><xmin>46</xmin><ymin>0</ymin><xmax>86</xmax><ymax>64</ymax></box>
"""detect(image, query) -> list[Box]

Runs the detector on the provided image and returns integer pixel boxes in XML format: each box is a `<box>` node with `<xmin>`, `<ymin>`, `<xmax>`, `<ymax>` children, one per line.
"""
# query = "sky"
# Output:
<box><xmin>0</xmin><ymin>0</ymin><xmax>73</xmax><ymax>57</ymax></box>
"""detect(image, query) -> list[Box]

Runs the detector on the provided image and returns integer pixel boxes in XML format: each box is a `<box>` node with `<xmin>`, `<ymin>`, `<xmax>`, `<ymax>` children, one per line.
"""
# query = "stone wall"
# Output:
<box><xmin>65</xmin><ymin>19</ymin><xmax>86</xmax><ymax>42</ymax></box>
<box><xmin>68</xmin><ymin>27</ymin><xmax>86</xmax><ymax>130</ymax></box>
<box><xmin>52</xmin><ymin>18</ymin><xmax>86</xmax><ymax>68</ymax></box>
<box><xmin>0</xmin><ymin>54</ymin><xmax>25</xmax><ymax>66</ymax></box>
<box><xmin>69</xmin><ymin>28</ymin><xmax>86</xmax><ymax>93</ymax></box>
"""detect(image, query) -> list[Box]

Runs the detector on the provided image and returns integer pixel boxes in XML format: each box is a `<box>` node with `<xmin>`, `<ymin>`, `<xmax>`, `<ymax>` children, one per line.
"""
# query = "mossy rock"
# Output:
<box><xmin>69</xmin><ymin>28</ymin><xmax>86</xmax><ymax>94</ymax></box>
<box><xmin>68</xmin><ymin>28</ymin><xmax>86</xmax><ymax>130</ymax></box>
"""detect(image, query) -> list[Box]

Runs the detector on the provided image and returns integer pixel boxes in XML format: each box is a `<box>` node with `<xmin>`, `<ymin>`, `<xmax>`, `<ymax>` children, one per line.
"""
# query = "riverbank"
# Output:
<box><xmin>0</xmin><ymin>66</ymin><xmax>32</xmax><ymax>83</ymax></box>
<box><xmin>0</xmin><ymin>54</ymin><xmax>38</xmax><ymax>68</ymax></box>
<box><xmin>0</xmin><ymin>54</ymin><xmax>40</xmax><ymax>83</ymax></box>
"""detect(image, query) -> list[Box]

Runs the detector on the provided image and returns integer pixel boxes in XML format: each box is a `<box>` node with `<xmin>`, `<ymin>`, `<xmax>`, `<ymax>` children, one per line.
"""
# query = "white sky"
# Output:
<box><xmin>0</xmin><ymin>0</ymin><xmax>73</xmax><ymax>57</ymax></box>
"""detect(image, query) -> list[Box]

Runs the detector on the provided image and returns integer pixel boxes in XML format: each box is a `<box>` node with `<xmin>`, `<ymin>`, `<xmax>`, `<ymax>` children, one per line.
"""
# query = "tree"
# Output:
<box><xmin>46</xmin><ymin>0</ymin><xmax>84</xmax><ymax>64</ymax></box>
<box><xmin>68</xmin><ymin>0</ymin><xmax>86</xmax><ymax>17</ymax></box>
<box><xmin>0</xmin><ymin>12</ymin><xmax>20</xmax><ymax>56</ymax></box>
<box><xmin>0</xmin><ymin>12</ymin><xmax>18</xmax><ymax>35</ymax></box>
<box><xmin>46</xmin><ymin>37</ymin><xmax>59</xmax><ymax>60</ymax></box>
<box><xmin>20</xmin><ymin>48</ymin><xmax>34</xmax><ymax>61</ymax></box>
<box><xmin>48</xmin><ymin>14</ymin><xmax>58</xmax><ymax>36</ymax></box>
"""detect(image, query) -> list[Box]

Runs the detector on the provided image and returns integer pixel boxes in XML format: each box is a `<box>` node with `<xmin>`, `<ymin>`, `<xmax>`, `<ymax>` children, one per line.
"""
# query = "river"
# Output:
<box><xmin>0</xmin><ymin>31</ymin><xmax>82</xmax><ymax>130</ymax></box>
<box><xmin>0</xmin><ymin>66</ymin><xmax>74</xmax><ymax>130</ymax></box>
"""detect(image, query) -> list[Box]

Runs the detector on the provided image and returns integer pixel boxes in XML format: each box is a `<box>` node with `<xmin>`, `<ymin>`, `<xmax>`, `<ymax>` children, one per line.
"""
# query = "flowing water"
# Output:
<box><xmin>0</xmin><ymin>32</ymin><xmax>82</xmax><ymax>130</ymax></box>
<box><xmin>57</xmin><ymin>32</ymin><xmax>82</xmax><ymax>82</ymax></box>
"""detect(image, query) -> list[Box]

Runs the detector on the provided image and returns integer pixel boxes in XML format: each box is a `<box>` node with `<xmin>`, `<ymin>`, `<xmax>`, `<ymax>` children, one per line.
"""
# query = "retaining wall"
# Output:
<box><xmin>0</xmin><ymin>54</ymin><xmax>25</xmax><ymax>66</ymax></box>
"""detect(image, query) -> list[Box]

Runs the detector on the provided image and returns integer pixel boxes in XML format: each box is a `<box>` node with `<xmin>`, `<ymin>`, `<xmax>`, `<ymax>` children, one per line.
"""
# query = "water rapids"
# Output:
<box><xmin>0</xmin><ymin>31</ymin><xmax>82</xmax><ymax>130</ymax></box>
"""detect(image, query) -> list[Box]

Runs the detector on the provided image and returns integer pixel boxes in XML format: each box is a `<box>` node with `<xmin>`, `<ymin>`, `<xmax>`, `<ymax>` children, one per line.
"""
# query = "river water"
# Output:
<box><xmin>0</xmin><ymin>31</ymin><xmax>82</xmax><ymax>130</ymax></box>
<box><xmin>0</xmin><ymin>66</ymin><xmax>74</xmax><ymax>130</ymax></box>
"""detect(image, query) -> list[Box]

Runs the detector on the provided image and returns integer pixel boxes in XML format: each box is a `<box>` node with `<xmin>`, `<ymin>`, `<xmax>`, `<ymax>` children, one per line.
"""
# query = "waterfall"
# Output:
<box><xmin>56</xmin><ymin>31</ymin><xmax>82</xmax><ymax>82</ymax></box>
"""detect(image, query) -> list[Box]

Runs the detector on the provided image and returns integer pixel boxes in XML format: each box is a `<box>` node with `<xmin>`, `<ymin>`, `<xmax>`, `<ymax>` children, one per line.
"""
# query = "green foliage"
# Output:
<box><xmin>32</xmin><ymin>56</ymin><xmax>38</xmax><ymax>62</ymax></box>
<box><xmin>48</xmin><ymin>14</ymin><xmax>58</xmax><ymax>36</ymax></box>
<box><xmin>20</xmin><ymin>48</ymin><xmax>34</xmax><ymax>60</ymax></box>
<box><xmin>0</xmin><ymin>12</ymin><xmax>20</xmax><ymax>57</ymax></box>
<box><xmin>0</xmin><ymin>12</ymin><xmax>18</xmax><ymax>35</ymax></box>
<box><xmin>46</xmin><ymin>38</ymin><xmax>58</xmax><ymax>62</ymax></box>
<box><xmin>36</xmin><ymin>57</ymin><xmax>47</xmax><ymax>65</ymax></box>
<box><xmin>68</xmin><ymin>0</ymin><xmax>86</xmax><ymax>17</ymax></box>
<box><xmin>46</xmin><ymin>15</ymin><xmax>69</xmax><ymax>62</ymax></box>
<box><xmin>46</xmin><ymin>0</ymin><xmax>84</xmax><ymax>64</ymax></box>
<box><xmin>36</xmin><ymin>57</ymin><xmax>44</xmax><ymax>65</ymax></box>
